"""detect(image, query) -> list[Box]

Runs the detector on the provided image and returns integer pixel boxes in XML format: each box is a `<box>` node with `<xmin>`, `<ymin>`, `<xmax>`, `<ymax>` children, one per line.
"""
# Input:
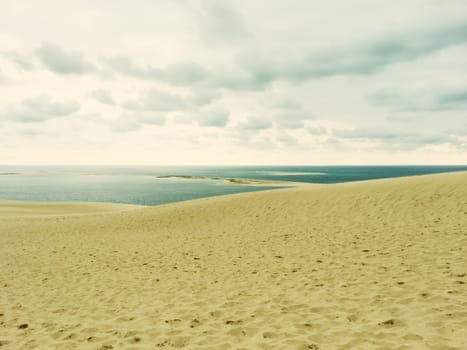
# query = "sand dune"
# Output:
<box><xmin>0</xmin><ymin>200</ymin><xmax>142</xmax><ymax>217</ymax></box>
<box><xmin>1</xmin><ymin>172</ymin><xmax>466</xmax><ymax>349</ymax></box>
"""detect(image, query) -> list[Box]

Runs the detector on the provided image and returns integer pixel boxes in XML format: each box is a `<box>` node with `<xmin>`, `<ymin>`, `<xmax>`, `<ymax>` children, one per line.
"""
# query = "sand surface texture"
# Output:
<box><xmin>0</xmin><ymin>200</ymin><xmax>142</xmax><ymax>217</ymax></box>
<box><xmin>1</xmin><ymin>172</ymin><xmax>466</xmax><ymax>349</ymax></box>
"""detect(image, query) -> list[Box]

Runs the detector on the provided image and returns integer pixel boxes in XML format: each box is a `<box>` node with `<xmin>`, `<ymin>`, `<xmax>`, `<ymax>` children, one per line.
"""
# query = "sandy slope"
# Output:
<box><xmin>0</xmin><ymin>200</ymin><xmax>142</xmax><ymax>217</ymax></box>
<box><xmin>0</xmin><ymin>172</ymin><xmax>466</xmax><ymax>350</ymax></box>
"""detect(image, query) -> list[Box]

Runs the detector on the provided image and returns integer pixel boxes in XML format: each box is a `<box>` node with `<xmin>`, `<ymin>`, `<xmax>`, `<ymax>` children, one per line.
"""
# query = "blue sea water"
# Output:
<box><xmin>0</xmin><ymin>165</ymin><xmax>466</xmax><ymax>205</ymax></box>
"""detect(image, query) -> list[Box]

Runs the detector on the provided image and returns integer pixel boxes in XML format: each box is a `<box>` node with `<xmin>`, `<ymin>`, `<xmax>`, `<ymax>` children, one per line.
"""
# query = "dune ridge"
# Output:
<box><xmin>1</xmin><ymin>171</ymin><xmax>466</xmax><ymax>349</ymax></box>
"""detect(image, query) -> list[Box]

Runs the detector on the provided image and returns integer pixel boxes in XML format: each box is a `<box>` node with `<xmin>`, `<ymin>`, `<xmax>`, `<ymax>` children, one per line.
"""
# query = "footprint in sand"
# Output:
<box><xmin>189</xmin><ymin>318</ymin><xmax>201</xmax><ymax>328</ymax></box>
<box><xmin>262</xmin><ymin>331</ymin><xmax>278</xmax><ymax>339</ymax></box>
<box><xmin>225</xmin><ymin>319</ymin><xmax>243</xmax><ymax>325</ymax></box>
<box><xmin>164</xmin><ymin>318</ymin><xmax>182</xmax><ymax>325</ymax></box>
<box><xmin>378</xmin><ymin>319</ymin><xmax>396</xmax><ymax>326</ymax></box>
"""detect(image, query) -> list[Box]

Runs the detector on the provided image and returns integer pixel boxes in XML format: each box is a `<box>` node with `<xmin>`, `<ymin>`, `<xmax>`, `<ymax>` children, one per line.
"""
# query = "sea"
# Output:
<box><xmin>1</xmin><ymin>165</ymin><xmax>466</xmax><ymax>206</ymax></box>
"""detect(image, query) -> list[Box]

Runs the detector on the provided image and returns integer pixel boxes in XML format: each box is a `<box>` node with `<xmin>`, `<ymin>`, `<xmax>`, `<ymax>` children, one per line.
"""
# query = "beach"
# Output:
<box><xmin>1</xmin><ymin>171</ymin><xmax>466</xmax><ymax>349</ymax></box>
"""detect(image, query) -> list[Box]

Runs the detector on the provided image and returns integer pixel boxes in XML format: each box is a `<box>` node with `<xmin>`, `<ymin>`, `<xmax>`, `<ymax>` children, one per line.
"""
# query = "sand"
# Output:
<box><xmin>0</xmin><ymin>171</ymin><xmax>466</xmax><ymax>349</ymax></box>
<box><xmin>0</xmin><ymin>200</ymin><xmax>142</xmax><ymax>217</ymax></box>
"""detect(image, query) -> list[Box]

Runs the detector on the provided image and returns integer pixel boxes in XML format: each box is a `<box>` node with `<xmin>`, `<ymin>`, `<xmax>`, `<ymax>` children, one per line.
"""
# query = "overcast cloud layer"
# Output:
<box><xmin>1</xmin><ymin>0</ymin><xmax>466</xmax><ymax>165</ymax></box>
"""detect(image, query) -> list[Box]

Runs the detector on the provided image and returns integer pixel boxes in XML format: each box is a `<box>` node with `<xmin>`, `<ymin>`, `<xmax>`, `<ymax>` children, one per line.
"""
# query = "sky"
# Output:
<box><xmin>1</xmin><ymin>0</ymin><xmax>466</xmax><ymax>165</ymax></box>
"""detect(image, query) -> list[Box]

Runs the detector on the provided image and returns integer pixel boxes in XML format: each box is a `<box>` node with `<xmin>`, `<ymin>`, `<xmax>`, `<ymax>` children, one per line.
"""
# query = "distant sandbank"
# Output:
<box><xmin>156</xmin><ymin>174</ymin><xmax>296</xmax><ymax>186</ymax></box>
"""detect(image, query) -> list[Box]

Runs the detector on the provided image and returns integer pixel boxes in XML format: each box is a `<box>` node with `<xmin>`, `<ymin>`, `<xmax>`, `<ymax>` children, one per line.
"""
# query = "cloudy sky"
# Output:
<box><xmin>1</xmin><ymin>0</ymin><xmax>466</xmax><ymax>165</ymax></box>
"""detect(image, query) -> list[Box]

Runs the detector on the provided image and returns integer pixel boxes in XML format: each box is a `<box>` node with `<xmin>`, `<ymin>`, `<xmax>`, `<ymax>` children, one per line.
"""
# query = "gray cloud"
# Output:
<box><xmin>270</xmin><ymin>99</ymin><xmax>301</xmax><ymax>110</ymax></box>
<box><xmin>107</xmin><ymin>56</ymin><xmax>264</xmax><ymax>92</ymax></box>
<box><xmin>275</xmin><ymin>131</ymin><xmax>297</xmax><ymax>145</ymax></box>
<box><xmin>36</xmin><ymin>42</ymin><xmax>95</xmax><ymax>74</ymax></box>
<box><xmin>370</xmin><ymin>87</ymin><xmax>467</xmax><ymax>112</ymax></box>
<box><xmin>234</xmin><ymin>112</ymin><xmax>312</xmax><ymax>132</ymax></box>
<box><xmin>191</xmin><ymin>90</ymin><xmax>221</xmax><ymax>106</ymax></box>
<box><xmin>104</xmin><ymin>21</ymin><xmax>467</xmax><ymax>92</ymax></box>
<box><xmin>237</xmin><ymin>117</ymin><xmax>273</xmax><ymax>131</ymax></box>
<box><xmin>111</xmin><ymin>116</ymin><xmax>142</xmax><ymax>133</ymax></box>
<box><xmin>102</xmin><ymin>56</ymin><xmax>260</xmax><ymax>93</ymax></box>
<box><xmin>197</xmin><ymin>109</ymin><xmax>229</xmax><ymax>127</ymax></box>
<box><xmin>435</xmin><ymin>89</ymin><xmax>467</xmax><ymax>108</ymax></box>
<box><xmin>111</xmin><ymin>112</ymin><xmax>165</xmax><ymax>133</ymax></box>
<box><xmin>89</xmin><ymin>89</ymin><xmax>116</xmax><ymax>105</ymax></box>
<box><xmin>306</xmin><ymin>126</ymin><xmax>328</xmax><ymax>135</ymax></box>
<box><xmin>274</xmin><ymin>111</ymin><xmax>314</xmax><ymax>129</ymax></box>
<box><xmin>240</xmin><ymin>21</ymin><xmax>467</xmax><ymax>84</ymax></box>
<box><xmin>333</xmin><ymin>127</ymin><xmax>459</xmax><ymax>148</ymax></box>
<box><xmin>138</xmin><ymin>113</ymin><xmax>166</xmax><ymax>126</ymax></box>
<box><xmin>123</xmin><ymin>89</ymin><xmax>187</xmax><ymax>112</ymax></box>
<box><xmin>5</xmin><ymin>95</ymin><xmax>80</xmax><ymax>123</ymax></box>
<box><xmin>334</xmin><ymin>128</ymin><xmax>415</xmax><ymax>140</ymax></box>
<box><xmin>107</xmin><ymin>57</ymin><xmax>208</xmax><ymax>85</ymax></box>
<box><xmin>194</xmin><ymin>0</ymin><xmax>250</xmax><ymax>44</ymax></box>
<box><xmin>123</xmin><ymin>88</ymin><xmax>218</xmax><ymax>112</ymax></box>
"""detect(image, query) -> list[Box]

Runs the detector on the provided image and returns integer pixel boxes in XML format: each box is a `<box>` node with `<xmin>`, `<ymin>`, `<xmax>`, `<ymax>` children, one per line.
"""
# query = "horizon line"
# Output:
<box><xmin>2</xmin><ymin>164</ymin><xmax>467</xmax><ymax>167</ymax></box>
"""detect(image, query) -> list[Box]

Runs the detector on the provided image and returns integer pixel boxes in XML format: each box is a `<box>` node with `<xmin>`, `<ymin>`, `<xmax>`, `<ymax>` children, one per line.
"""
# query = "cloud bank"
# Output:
<box><xmin>1</xmin><ymin>0</ymin><xmax>466</xmax><ymax>164</ymax></box>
